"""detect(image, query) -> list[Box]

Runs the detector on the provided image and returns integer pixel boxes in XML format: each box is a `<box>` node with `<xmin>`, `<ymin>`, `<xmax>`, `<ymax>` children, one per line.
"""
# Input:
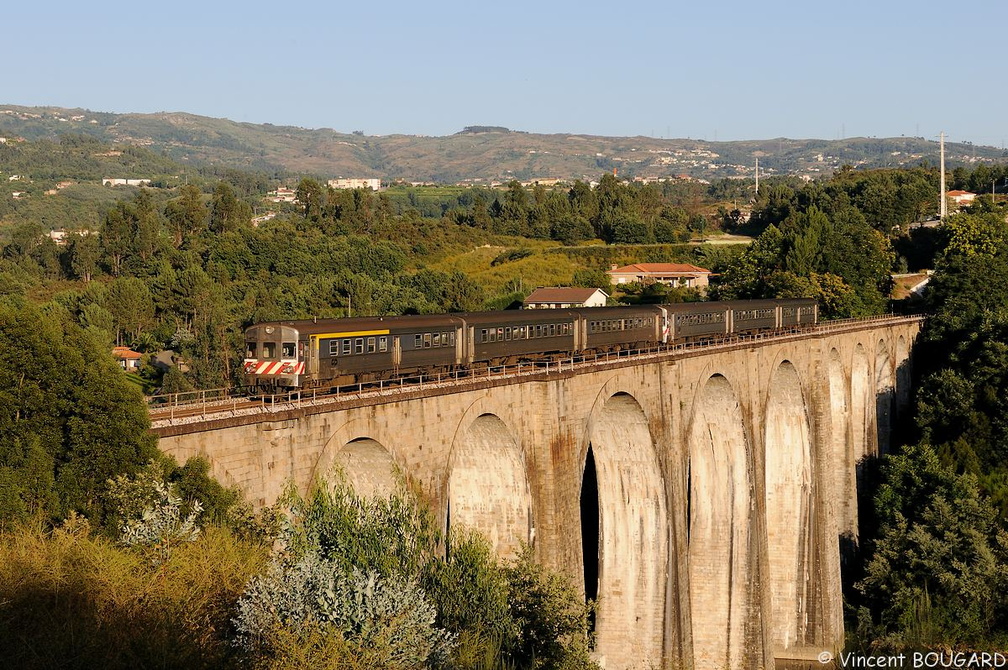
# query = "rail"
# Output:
<box><xmin>148</xmin><ymin>313</ymin><xmax>923</xmax><ymax>428</ymax></box>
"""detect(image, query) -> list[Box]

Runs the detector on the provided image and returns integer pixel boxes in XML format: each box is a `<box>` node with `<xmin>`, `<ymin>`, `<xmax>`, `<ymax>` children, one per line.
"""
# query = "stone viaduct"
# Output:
<box><xmin>155</xmin><ymin>316</ymin><xmax>921</xmax><ymax>670</ymax></box>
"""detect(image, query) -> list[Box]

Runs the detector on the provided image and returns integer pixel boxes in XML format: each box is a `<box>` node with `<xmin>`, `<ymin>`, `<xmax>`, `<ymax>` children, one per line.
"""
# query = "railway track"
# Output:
<box><xmin>148</xmin><ymin>314</ymin><xmax>922</xmax><ymax>430</ymax></box>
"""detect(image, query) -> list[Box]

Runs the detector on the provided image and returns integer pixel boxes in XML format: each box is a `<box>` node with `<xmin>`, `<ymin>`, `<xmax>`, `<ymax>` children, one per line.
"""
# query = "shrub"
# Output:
<box><xmin>234</xmin><ymin>553</ymin><xmax>454</xmax><ymax>669</ymax></box>
<box><xmin>0</xmin><ymin>521</ymin><xmax>266</xmax><ymax>669</ymax></box>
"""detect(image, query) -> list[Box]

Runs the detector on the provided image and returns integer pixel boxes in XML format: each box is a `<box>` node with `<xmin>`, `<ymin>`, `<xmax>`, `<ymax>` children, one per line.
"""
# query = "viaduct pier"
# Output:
<box><xmin>155</xmin><ymin>315</ymin><xmax>921</xmax><ymax>669</ymax></box>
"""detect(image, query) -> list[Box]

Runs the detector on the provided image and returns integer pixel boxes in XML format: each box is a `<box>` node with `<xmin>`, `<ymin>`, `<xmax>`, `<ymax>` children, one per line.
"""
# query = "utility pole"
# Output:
<box><xmin>939</xmin><ymin>131</ymin><xmax>947</xmax><ymax>220</ymax></box>
<box><xmin>755</xmin><ymin>157</ymin><xmax>759</xmax><ymax>198</ymax></box>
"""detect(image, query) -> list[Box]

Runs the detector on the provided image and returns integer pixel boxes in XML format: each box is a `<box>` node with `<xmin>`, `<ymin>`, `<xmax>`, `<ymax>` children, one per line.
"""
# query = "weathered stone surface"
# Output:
<box><xmin>157</xmin><ymin>319</ymin><xmax>920</xmax><ymax>670</ymax></box>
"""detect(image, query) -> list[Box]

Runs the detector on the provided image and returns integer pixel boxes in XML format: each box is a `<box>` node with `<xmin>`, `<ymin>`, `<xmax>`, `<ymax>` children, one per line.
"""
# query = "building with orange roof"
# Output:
<box><xmin>112</xmin><ymin>346</ymin><xmax>143</xmax><ymax>371</ymax></box>
<box><xmin>606</xmin><ymin>263</ymin><xmax>711</xmax><ymax>289</ymax></box>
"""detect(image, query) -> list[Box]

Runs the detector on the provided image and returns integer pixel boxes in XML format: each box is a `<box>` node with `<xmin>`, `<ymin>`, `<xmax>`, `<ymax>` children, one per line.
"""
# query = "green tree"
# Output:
<box><xmin>68</xmin><ymin>233</ymin><xmax>100</xmax><ymax>282</ymax></box>
<box><xmin>209</xmin><ymin>181</ymin><xmax>249</xmax><ymax>233</ymax></box>
<box><xmin>107</xmin><ymin>277</ymin><xmax>154</xmax><ymax>346</ymax></box>
<box><xmin>100</xmin><ymin>201</ymin><xmax>134</xmax><ymax>277</ymax></box>
<box><xmin>296</xmin><ymin>178</ymin><xmax>325</xmax><ymax>221</ymax></box>
<box><xmin>0</xmin><ymin>298</ymin><xmax>157</xmax><ymax>525</ymax></box>
<box><xmin>165</xmin><ymin>184</ymin><xmax>207</xmax><ymax>247</ymax></box>
<box><xmin>857</xmin><ymin>443</ymin><xmax>1008</xmax><ymax>647</ymax></box>
<box><xmin>132</xmin><ymin>188</ymin><xmax>163</xmax><ymax>261</ymax></box>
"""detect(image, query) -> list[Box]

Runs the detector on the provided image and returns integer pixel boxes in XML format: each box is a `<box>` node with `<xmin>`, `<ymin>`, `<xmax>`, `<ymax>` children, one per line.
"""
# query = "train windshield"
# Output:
<box><xmin>282</xmin><ymin>342</ymin><xmax>296</xmax><ymax>359</ymax></box>
<box><xmin>246</xmin><ymin>342</ymin><xmax>256</xmax><ymax>359</ymax></box>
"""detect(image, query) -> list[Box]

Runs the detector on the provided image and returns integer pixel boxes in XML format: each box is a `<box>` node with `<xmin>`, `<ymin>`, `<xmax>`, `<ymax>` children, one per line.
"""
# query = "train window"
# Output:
<box><xmin>343</xmin><ymin>339</ymin><xmax>352</xmax><ymax>355</ymax></box>
<box><xmin>480</xmin><ymin>329</ymin><xmax>488</xmax><ymax>343</ymax></box>
<box><xmin>355</xmin><ymin>338</ymin><xmax>364</xmax><ymax>354</ymax></box>
<box><xmin>488</xmin><ymin>329</ymin><xmax>496</xmax><ymax>343</ymax></box>
<box><xmin>379</xmin><ymin>336</ymin><xmax>388</xmax><ymax>353</ymax></box>
<box><xmin>536</xmin><ymin>325</ymin><xmax>542</xmax><ymax>338</ymax></box>
<box><xmin>505</xmin><ymin>327</ymin><xmax>512</xmax><ymax>341</ymax></box>
<box><xmin>282</xmin><ymin>342</ymin><xmax>296</xmax><ymax>359</ymax></box>
<box><xmin>549</xmin><ymin>324</ymin><xmax>556</xmax><ymax>336</ymax></box>
<box><xmin>496</xmin><ymin>327</ymin><xmax>503</xmax><ymax>341</ymax></box>
<box><xmin>329</xmin><ymin>340</ymin><xmax>339</xmax><ymax>356</ymax></box>
<box><xmin>448</xmin><ymin>331</ymin><xmax>455</xmax><ymax>345</ymax></box>
<box><xmin>246</xmin><ymin>343</ymin><xmax>256</xmax><ymax>359</ymax></box>
<box><xmin>423</xmin><ymin>333</ymin><xmax>432</xmax><ymax>348</ymax></box>
<box><xmin>432</xmin><ymin>332</ymin><xmax>441</xmax><ymax>347</ymax></box>
<box><xmin>262</xmin><ymin>342</ymin><xmax>276</xmax><ymax>359</ymax></box>
<box><xmin>367</xmin><ymin>337</ymin><xmax>376</xmax><ymax>353</ymax></box>
<box><xmin>415</xmin><ymin>334</ymin><xmax>423</xmax><ymax>349</ymax></box>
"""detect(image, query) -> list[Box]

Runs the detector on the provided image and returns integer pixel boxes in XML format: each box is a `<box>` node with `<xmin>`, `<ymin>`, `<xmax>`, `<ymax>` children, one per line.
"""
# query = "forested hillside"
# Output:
<box><xmin>4</xmin><ymin>129</ymin><xmax>1008</xmax><ymax>660</ymax></box>
<box><xmin>2</xmin><ymin>104</ymin><xmax>1006</xmax><ymax>183</ymax></box>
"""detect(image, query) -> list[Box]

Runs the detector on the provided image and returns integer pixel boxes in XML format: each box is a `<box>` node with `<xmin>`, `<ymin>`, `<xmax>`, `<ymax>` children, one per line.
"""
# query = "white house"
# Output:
<box><xmin>102</xmin><ymin>178</ymin><xmax>152</xmax><ymax>187</ymax></box>
<box><xmin>523</xmin><ymin>287</ymin><xmax>608</xmax><ymax>309</ymax></box>
<box><xmin>327</xmin><ymin>178</ymin><xmax>381</xmax><ymax>191</ymax></box>
<box><xmin>947</xmin><ymin>190</ymin><xmax>977</xmax><ymax>206</ymax></box>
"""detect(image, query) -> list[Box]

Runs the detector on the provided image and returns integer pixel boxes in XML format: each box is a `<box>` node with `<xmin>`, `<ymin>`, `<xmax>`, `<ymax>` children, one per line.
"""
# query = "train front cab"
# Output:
<box><xmin>243</xmin><ymin>323</ymin><xmax>303</xmax><ymax>390</ymax></box>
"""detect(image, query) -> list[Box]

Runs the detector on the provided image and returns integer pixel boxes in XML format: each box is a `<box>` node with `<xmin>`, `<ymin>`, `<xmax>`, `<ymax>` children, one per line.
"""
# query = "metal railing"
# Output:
<box><xmin>149</xmin><ymin>314</ymin><xmax>923</xmax><ymax>425</ymax></box>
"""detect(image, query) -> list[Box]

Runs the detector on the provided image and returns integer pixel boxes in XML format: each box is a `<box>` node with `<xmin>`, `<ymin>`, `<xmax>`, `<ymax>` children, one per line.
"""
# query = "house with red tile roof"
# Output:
<box><xmin>112</xmin><ymin>346</ymin><xmax>142</xmax><ymax>371</ymax></box>
<box><xmin>606</xmin><ymin>263</ymin><xmax>711</xmax><ymax>289</ymax></box>
<box><xmin>947</xmin><ymin>190</ymin><xmax>976</xmax><ymax>206</ymax></box>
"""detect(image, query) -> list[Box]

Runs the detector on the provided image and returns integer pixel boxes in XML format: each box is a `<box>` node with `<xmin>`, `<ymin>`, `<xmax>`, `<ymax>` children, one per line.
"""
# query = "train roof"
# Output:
<box><xmin>247</xmin><ymin>313</ymin><xmax>466</xmax><ymax>336</ymax></box>
<box><xmin>245</xmin><ymin>299</ymin><xmax>816</xmax><ymax>335</ymax></box>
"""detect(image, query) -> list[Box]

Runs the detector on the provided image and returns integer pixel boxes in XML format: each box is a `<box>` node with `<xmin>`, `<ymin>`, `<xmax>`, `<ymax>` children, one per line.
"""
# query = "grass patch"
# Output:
<box><xmin>0</xmin><ymin>521</ymin><xmax>268</xmax><ymax>670</ymax></box>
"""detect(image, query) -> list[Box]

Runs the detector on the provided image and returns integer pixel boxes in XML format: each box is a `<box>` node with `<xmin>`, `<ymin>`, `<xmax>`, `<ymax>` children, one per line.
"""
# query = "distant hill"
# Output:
<box><xmin>2</xmin><ymin>104</ymin><xmax>1005</xmax><ymax>183</ymax></box>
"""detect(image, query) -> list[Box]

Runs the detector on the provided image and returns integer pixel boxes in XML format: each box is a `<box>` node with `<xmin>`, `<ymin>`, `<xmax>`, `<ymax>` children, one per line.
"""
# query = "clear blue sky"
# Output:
<box><xmin>7</xmin><ymin>0</ymin><xmax>1006</xmax><ymax>147</ymax></box>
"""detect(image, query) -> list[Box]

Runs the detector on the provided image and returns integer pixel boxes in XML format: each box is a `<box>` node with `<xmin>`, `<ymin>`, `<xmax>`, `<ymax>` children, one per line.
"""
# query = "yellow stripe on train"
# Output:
<box><xmin>309</xmin><ymin>329</ymin><xmax>391</xmax><ymax>341</ymax></box>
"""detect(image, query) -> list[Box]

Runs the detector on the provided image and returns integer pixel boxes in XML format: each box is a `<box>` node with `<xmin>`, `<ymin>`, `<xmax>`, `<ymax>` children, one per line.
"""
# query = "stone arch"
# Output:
<box><xmin>849</xmin><ymin>343</ymin><xmax>873</xmax><ymax>546</ymax></box>
<box><xmin>328</xmin><ymin>437</ymin><xmax>398</xmax><ymax>498</ymax></box>
<box><xmin>851</xmin><ymin>343</ymin><xmax>872</xmax><ymax>462</ymax></box>
<box><xmin>582</xmin><ymin>391</ymin><xmax>667</xmax><ymax>670</ymax></box>
<box><xmin>687</xmin><ymin>374</ymin><xmax>753</xmax><ymax>670</ymax></box>
<box><xmin>875</xmin><ymin>339</ymin><xmax>894</xmax><ymax>454</ymax></box>
<box><xmin>764</xmin><ymin>360</ymin><xmax>814</xmax><ymax>650</ymax></box>
<box><xmin>448</xmin><ymin>412</ymin><xmax>531</xmax><ymax>559</ymax></box>
<box><xmin>828</xmin><ymin>348</ymin><xmax>855</xmax><ymax>538</ymax></box>
<box><xmin>895</xmin><ymin>334</ymin><xmax>912</xmax><ymax>418</ymax></box>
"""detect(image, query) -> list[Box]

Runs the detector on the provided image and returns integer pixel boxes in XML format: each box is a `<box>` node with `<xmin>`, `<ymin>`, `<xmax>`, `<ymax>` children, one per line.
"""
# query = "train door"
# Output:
<box><xmin>306</xmin><ymin>337</ymin><xmax>318</xmax><ymax>376</ymax></box>
<box><xmin>658</xmin><ymin>307</ymin><xmax>670</xmax><ymax>343</ymax></box>
<box><xmin>466</xmin><ymin>325</ymin><xmax>475</xmax><ymax>365</ymax></box>
<box><xmin>392</xmin><ymin>336</ymin><xmax>402</xmax><ymax>371</ymax></box>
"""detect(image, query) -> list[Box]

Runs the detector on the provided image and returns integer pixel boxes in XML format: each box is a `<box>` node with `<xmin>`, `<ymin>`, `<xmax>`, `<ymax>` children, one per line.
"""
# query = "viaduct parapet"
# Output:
<box><xmin>156</xmin><ymin>316</ymin><xmax>921</xmax><ymax>669</ymax></box>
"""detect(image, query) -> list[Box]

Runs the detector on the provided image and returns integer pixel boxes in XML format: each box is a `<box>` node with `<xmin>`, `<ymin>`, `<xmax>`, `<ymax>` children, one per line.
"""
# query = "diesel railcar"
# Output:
<box><xmin>242</xmin><ymin>299</ymin><xmax>816</xmax><ymax>391</ymax></box>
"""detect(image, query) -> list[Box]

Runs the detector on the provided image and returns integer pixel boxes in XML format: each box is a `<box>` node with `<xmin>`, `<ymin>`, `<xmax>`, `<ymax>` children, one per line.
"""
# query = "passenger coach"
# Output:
<box><xmin>242</xmin><ymin>299</ymin><xmax>816</xmax><ymax>391</ymax></box>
